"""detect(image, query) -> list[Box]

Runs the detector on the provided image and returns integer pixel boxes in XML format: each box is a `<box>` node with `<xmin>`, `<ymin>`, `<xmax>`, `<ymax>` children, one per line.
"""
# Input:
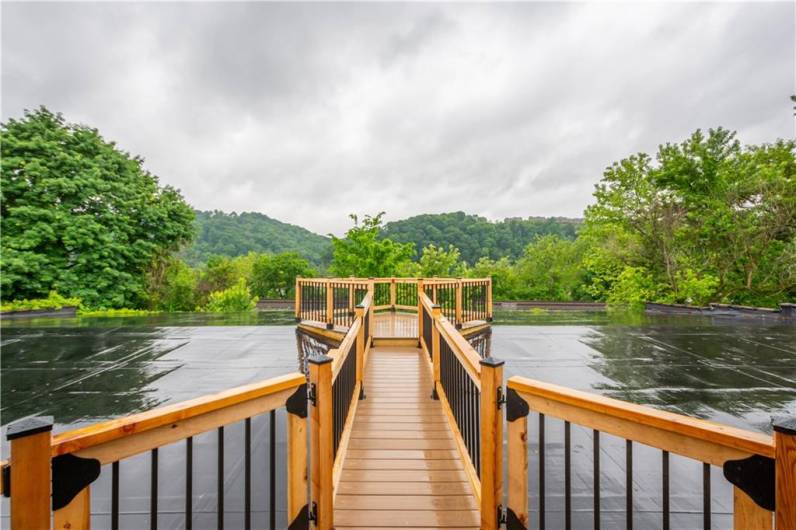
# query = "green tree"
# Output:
<box><xmin>330</xmin><ymin>213</ymin><xmax>414</xmax><ymax>277</ymax></box>
<box><xmin>1</xmin><ymin>107</ymin><xmax>194</xmax><ymax>308</ymax></box>
<box><xmin>147</xmin><ymin>258</ymin><xmax>198</xmax><ymax>311</ymax></box>
<box><xmin>513</xmin><ymin>235</ymin><xmax>587</xmax><ymax>301</ymax></box>
<box><xmin>466</xmin><ymin>256</ymin><xmax>518</xmax><ymax>300</ymax></box>
<box><xmin>416</xmin><ymin>244</ymin><xmax>465</xmax><ymax>277</ymax></box>
<box><xmin>249</xmin><ymin>252</ymin><xmax>315</xmax><ymax>299</ymax></box>
<box><xmin>204</xmin><ymin>278</ymin><xmax>257</xmax><ymax>312</ymax></box>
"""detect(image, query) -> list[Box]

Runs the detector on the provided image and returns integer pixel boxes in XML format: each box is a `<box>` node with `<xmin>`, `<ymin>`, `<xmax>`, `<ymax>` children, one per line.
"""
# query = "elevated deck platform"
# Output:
<box><xmin>335</xmin><ymin>346</ymin><xmax>479</xmax><ymax>529</ymax></box>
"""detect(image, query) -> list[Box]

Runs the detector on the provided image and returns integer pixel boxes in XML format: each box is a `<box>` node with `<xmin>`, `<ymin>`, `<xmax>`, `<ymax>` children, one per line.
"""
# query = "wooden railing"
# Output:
<box><xmin>419</xmin><ymin>291</ymin><xmax>504</xmax><ymax>530</ymax></box>
<box><xmin>2</xmin><ymin>372</ymin><xmax>309</xmax><ymax>530</ymax></box>
<box><xmin>296</xmin><ymin>277</ymin><xmax>493</xmax><ymax>328</ymax></box>
<box><xmin>307</xmin><ymin>292</ymin><xmax>372</xmax><ymax>530</ymax></box>
<box><xmin>505</xmin><ymin>376</ymin><xmax>796</xmax><ymax>530</ymax></box>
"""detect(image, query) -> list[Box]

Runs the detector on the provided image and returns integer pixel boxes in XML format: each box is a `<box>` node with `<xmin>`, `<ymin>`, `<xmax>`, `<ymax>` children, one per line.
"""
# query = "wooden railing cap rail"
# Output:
<box><xmin>51</xmin><ymin>372</ymin><xmax>306</xmax><ymax>457</ymax></box>
<box><xmin>507</xmin><ymin>376</ymin><xmax>775</xmax><ymax>458</ymax></box>
<box><xmin>437</xmin><ymin>315</ymin><xmax>482</xmax><ymax>385</ymax></box>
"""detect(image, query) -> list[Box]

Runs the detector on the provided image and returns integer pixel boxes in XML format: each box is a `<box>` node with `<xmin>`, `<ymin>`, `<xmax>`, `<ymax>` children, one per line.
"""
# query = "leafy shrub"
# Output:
<box><xmin>78</xmin><ymin>308</ymin><xmax>158</xmax><ymax>317</ymax></box>
<box><xmin>204</xmin><ymin>278</ymin><xmax>257</xmax><ymax>312</ymax></box>
<box><xmin>1</xmin><ymin>291</ymin><xmax>81</xmax><ymax>312</ymax></box>
<box><xmin>607</xmin><ymin>266</ymin><xmax>660</xmax><ymax>306</ymax></box>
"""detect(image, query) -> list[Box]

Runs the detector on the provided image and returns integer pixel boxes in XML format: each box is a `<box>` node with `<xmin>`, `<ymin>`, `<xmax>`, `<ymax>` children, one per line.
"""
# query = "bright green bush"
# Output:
<box><xmin>1</xmin><ymin>291</ymin><xmax>81</xmax><ymax>312</ymax></box>
<box><xmin>204</xmin><ymin>278</ymin><xmax>257</xmax><ymax>312</ymax></box>
<box><xmin>78</xmin><ymin>308</ymin><xmax>158</xmax><ymax>317</ymax></box>
<box><xmin>606</xmin><ymin>266</ymin><xmax>661</xmax><ymax>306</ymax></box>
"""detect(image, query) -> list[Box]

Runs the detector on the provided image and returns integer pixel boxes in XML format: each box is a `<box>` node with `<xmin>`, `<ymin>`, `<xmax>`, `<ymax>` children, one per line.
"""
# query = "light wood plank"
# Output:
<box><xmin>346</xmin><ymin>449</ymin><xmax>460</xmax><ymax>460</ymax></box>
<box><xmin>340</xmin><ymin>469</ymin><xmax>468</xmax><ymax>482</ymax></box>
<box><xmin>336</xmin><ymin>495</ymin><xmax>476</xmax><ymax>510</ymax></box>
<box><xmin>335</xmin><ymin>509</ymin><xmax>479</xmax><ymax>527</ymax></box>
<box><xmin>344</xmin><ymin>459</ymin><xmax>463</xmax><ymax>470</ymax></box>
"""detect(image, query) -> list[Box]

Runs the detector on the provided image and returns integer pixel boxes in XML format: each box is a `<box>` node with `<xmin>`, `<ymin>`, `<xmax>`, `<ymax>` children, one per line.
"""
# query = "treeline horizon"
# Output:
<box><xmin>2</xmin><ymin>107</ymin><xmax>794</xmax><ymax>312</ymax></box>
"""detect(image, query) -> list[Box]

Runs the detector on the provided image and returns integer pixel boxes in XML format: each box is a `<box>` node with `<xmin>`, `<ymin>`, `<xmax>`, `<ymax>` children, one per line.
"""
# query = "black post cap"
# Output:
<box><xmin>308</xmin><ymin>354</ymin><xmax>333</xmax><ymax>365</ymax></box>
<box><xmin>6</xmin><ymin>416</ymin><xmax>54</xmax><ymax>441</ymax></box>
<box><xmin>479</xmin><ymin>357</ymin><xmax>505</xmax><ymax>368</ymax></box>
<box><xmin>773</xmin><ymin>416</ymin><xmax>796</xmax><ymax>436</ymax></box>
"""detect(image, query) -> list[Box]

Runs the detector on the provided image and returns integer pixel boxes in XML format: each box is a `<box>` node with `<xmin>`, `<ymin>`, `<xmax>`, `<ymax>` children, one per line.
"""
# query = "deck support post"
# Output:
<box><xmin>309</xmin><ymin>356</ymin><xmax>334</xmax><ymax>530</ymax></box>
<box><xmin>6</xmin><ymin>416</ymin><xmax>54</xmax><ymax>530</ymax></box>
<box><xmin>455</xmin><ymin>278</ymin><xmax>463</xmax><ymax>328</ymax></box>
<box><xmin>325</xmin><ymin>280</ymin><xmax>334</xmax><ymax>329</ymax></box>
<box><xmin>774</xmin><ymin>417</ymin><xmax>796</xmax><ymax>530</ymax></box>
<box><xmin>286</xmin><ymin>387</ymin><xmax>308</xmax><ymax>530</ymax></box>
<box><xmin>430</xmin><ymin>305</ymin><xmax>441</xmax><ymax>400</ymax></box>
<box><xmin>355</xmin><ymin>305</ymin><xmax>366</xmax><ymax>400</ymax></box>
<box><xmin>487</xmin><ymin>278</ymin><xmax>493</xmax><ymax>321</ymax></box>
<box><xmin>348</xmin><ymin>283</ymin><xmax>354</xmax><ymax>317</ymax></box>
<box><xmin>506</xmin><ymin>388</ymin><xmax>530</xmax><ymax>530</ymax></box>
<box><xmin>479</xmin><ymin>359</ymin><xmax>504</xmax><ymax>530</ymax></box>
<box><xmin>295</xmin><ymin>277</ymin><xmax>302</xmax><ymax>321</ymax></box>
<box><xmin>389</xmin><ymin>278</ymin><xmax>397</xmax><ymax>311</ymax></box>
<box><xmin>417</xmin><ymin>279</ymin><xmax>425</xmax><ymax>345</ymax></box>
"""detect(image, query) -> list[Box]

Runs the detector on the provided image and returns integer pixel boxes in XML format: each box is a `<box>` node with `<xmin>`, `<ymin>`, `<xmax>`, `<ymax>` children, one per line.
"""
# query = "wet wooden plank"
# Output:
<box><xmin>335</xmin><ymin>494</ymin><xmax>476</xmax><ymax>510</ymax></box>
<box><xmin>335</xmin><ymin>509</ymin><xmax>479</xmax><ymax>527</ymax></box>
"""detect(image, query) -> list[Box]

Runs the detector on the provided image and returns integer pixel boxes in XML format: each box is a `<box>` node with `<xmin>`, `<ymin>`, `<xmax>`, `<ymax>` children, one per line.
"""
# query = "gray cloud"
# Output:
<box><xmin>2</xmin><ymin>1</ymin><xmax>794</xmax><ymax>234</ymax></box>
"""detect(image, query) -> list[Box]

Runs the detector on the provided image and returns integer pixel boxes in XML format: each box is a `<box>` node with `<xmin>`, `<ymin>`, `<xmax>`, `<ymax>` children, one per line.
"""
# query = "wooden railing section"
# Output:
<box><xmin>505</xmin><ymin>377</ymin><xmax>796</xmax><ymax>530</ymax></box>
<box><xmin>3</xmin><ymin>372</ymin><xmax>309</xmax><ymax>530</ymax></box>
<box><xmin>296</xmin><ymin>277</ymin><xmax>493</xmax><ymax>328</ymax></box>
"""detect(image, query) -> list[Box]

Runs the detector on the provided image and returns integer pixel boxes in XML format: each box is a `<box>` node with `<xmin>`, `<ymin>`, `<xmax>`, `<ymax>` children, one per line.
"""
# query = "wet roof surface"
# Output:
<box><xmin>1</xmin><ymin>310</ymin><xmax>794</xmax><ymax>529</ymax></box>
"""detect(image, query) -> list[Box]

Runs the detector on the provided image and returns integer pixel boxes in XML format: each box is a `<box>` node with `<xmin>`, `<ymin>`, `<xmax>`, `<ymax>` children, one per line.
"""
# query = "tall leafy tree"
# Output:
<box><xmin>1</xmin><ymin>107</ymin><xmax>195</xmax><ymax>308</ymax></box>
<box><xmin>330</xmin><ymin>213</ymin><xmax>414</xmax><ymax>277</ymax></box>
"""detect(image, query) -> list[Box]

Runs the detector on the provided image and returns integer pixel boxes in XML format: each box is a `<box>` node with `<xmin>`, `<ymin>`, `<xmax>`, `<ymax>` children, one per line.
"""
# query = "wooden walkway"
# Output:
<box><xmin>334</xmin><ymin>345</ymin><xmax>480</xmax><ymax>529</ymax></box>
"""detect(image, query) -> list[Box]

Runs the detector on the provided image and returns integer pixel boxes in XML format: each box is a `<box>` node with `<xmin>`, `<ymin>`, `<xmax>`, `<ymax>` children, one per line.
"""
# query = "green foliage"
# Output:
<box><xmin>466</xmin><ymin>257</ymin><xmax>518</xmax><ymax>300</ymax></box>
<box><xmin>330</xmin><ymin>213</ymin><xmax>415</xmax><ymax>277</ymax></box>
<box><xmin>249</xmin><ymin>252</ymin><xmax>315</xmax><ymax>299</ymax></box>
<box><xmin>0</xmin><ymin>291</ymin><xmax>81</xmax><ymax>312</ymax></box>
<box><xmin>606</xmin><ymin>266</ymin><xmax>660</xmax><ymax>305</ymax></box>
<box><xmin>382</xmin><ymin>212</ymin><xmax>580</xmax><ymax>264</ymax></box>
<box><xmin>1</xmin><ymin>107</ymin><xmax>195</xmax><ymax>308</ymax></box>
<box><xmin>182</xmin><ymin>210</ymin><xmax>331</xmax><ymax>266</ymax></box>
<box><xmin>417</xmin><ymin>244</ymin><xmax>466</xmax><ymax>277</ymax></box>
<box><xmin>204</xmin><ymin>278</ymin><xmax>257</xmax><ymax>312</ymax></box>
<box><xmin>513</xmin><ymin>235</ymin><xmax>588</xmax><ymax>301</ymax></box>
<box><xmin>586</xmin><ymin>128</ymin><xmax>796</xmax><ymax>306</ymax></box>
<box><xmin>77</xmin><ymin>308</ymin><xmax>159</xmax><ymax>317</ymax></box>
<box><xmin>147</xmin><ymin>258</ymin><xmax>198</xmax><ymax>311</ymax></box>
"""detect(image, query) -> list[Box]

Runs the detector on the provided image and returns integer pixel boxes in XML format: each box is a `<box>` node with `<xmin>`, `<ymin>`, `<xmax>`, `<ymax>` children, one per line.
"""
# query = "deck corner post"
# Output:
<box><xmin>355</xmin><ymin>305</ymin><xmax>366</xmax><ymax>399</ymax></box>
<box><xmin>455</xmin><ymin>278</ymin><xmax>463</xmax><ymax>328</ymax></box>
<box><xmin>487</xmin><ymin>277</ymin><xmax>494</xmax><ymax>321</ymax></box>
<box><xmin>308</xmin><ymin>355</ymin><xmax>334</xmax><ymax>530</ymax></box>
<box><xmin>431</xmin><ymin>305</ymin><xmax>442</xmax><ymax>400</ymax></box>
<box><xmin>774</xmin><ymin>416</ymin><xmax>796</xmax><ymax>530</ymax></box>
<box><xmin>389</xmin><ymin>278</ymin><xmax>397</xmax><ymax>311</ymax></box>
<box><xmin>479</xmin><ymin>358</ymin><xmax>505</xmax><ymax>530</ymax></box>
<box><xmin>287</xmin><ymin>390</ymin><xmax>309</xmax><ymax>530</ymax></box>
<box><xmin>417</xmin><ymin>279</ymin><xmax>425</xmax><ymax>343</ymax></box>
<box><xmin>6</xmin><ymin>416</ymin><xmax>54</xmax><ymax>529</ymax></box>
<box><xmin>506</xmin><ymin>386</ymin><xmax>530</xmax><ymax>530</ymax></box>
<box><xmin>295</xmin><ymin>277</ymin><xmax>302</xmax><ymax>320</ymax></box>
<box><xmin>325</xmin><ymin>279</ymin><xmax>334</xmax><ymax>329</ymax></box>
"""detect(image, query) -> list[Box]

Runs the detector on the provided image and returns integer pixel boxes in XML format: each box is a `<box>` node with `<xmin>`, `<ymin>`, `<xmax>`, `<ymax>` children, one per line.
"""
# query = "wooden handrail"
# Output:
<box><xmin>52</xmin><ymin>372</ymin><xmax>305</xmax><ymax>457</ymax></box>
<box><xmin>332</xmin><ymin>318</ymin><xmax>360</xmax><ymax>380</ymax></box>
<box><xmin>507</xmin><ymin>376</ymin><xmax>774</xmax><ymax>461</ymax></box>
<box><xmin>437</xmin><ymin>316</ymin><xmax>482</xmax><ymax>387</ymax></box>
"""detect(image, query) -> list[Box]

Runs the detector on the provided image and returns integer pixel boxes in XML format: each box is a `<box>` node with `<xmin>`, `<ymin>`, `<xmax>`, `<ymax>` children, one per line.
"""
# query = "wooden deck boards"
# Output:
<box><xmin>335</xmin><ymin>346</ymin><xmax>479</xmax><ymax>529</ymax></box>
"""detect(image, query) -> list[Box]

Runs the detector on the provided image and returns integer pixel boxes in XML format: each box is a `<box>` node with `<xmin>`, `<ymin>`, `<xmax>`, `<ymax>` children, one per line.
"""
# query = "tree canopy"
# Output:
<box><xmin>1</xmin><ymin>107</ymin><xmax>195</xmax><ymax>308</ymax></box>
<box><xmin>330</xmin><ymin>213</ymin><xmax>415</xmax><ymax>277</ymax></box>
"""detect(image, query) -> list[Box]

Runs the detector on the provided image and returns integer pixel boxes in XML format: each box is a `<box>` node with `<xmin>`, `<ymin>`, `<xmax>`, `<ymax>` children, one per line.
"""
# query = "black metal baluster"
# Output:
<box><xmin>270</xmin><ymin>409</ymin><xmax>277</xmax><ymax>530</ymax></box>
<box><xmin>245</xmin><ymin>418</ymin><xmax>251</xmax><ymax>530</ymax></box>
<box><xmin>662</xmin><ymin>451</ymin><xmax>669</xmax><ymax>530</ymax></box>
<box><xmin>186</xmin><ymin>437</ymin><xmax>193</xmax><ymax>530</ymax></box>
<box><xmin>539</xmin><ymin>413</ymin><xmax>545</xmax><ymax>530</ymax></box>
<box><xmin>626</xmin><ymin>440</ymin><xmax>632</xmax><ymax>530</ymax></box>
<box><xmin>594</xmin><ymin>430</ymin><xmax>600</xmax><ymax>530</ymax></box>
<box><xmin>151</xmin><ymin>448</ymin><xmax>158</xmax><ymax>530</ymax></box>
<box><xmin>703</xmin><ymin>463</ymin><xmax>710</xmax><ymax>530</ymax></box>
<box><xmin>112</xmin><ymin>461</ymin><xmax>119</xmax><ymax>530</ymax></box>
<box><xmin>218</xmin><ymin>426</ymin><xmax>224</xmax><ymax>530</ymax></box>
<box><xmin>565</xmin><ymin>421</ymin><xmax>571</xmax><ymax>530</ymax></box>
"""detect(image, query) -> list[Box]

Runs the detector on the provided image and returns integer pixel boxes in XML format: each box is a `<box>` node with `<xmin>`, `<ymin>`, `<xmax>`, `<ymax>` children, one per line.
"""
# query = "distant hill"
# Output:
<box><xmin>182</xmin><ymin>210</ymin><xmax>331</xmax><ymax>266</ymax></box>
<box><xmin>381</xmin><ymin>212</ymin><xmax>581</xmax><ymax>264</ymax></box>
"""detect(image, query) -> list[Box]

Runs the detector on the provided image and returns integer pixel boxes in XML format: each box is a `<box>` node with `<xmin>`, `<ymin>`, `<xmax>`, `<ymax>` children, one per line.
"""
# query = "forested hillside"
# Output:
<box><xmin>182</xmin><ymin>210</ymin><xmax>332</xmax><ymax>265</ymax></box>
<box><xmin>381</xmin><ymin>212</ymin><xmax>580</xmax><ymax>264</ymax></box>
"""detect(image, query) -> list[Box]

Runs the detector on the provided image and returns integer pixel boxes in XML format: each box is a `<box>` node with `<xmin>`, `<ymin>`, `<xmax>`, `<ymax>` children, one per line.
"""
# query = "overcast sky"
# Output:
<box><xmin>2</xmin><ymin>2</ymin><xmax>794</xmax><ymax>235</ymax></box>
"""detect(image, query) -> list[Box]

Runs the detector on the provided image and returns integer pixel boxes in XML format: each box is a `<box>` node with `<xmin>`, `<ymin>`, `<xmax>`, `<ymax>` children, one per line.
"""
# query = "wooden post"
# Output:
<box><xmin>479</xmin><ymin>359</ymin><xmax>504</xmax><ymax>530</ymax></box>
<box><xmin>774</xmin><ymin>417</ymin><xmax>796</xmax><ymax>530</ymax></box>
<box><xmin>431</xmin><ymin>305</ymin><xmax>442</xmax><ymax>399</ymax></box>
<box><xmin>506</xmin><ymin>388</ymin><xmax>530</xmax><ymax>530</ymax></box>
<box><xmin>286</xmin><ymin>392</ymin><xmax>308</xmax><ymax>530</ymax></box>
<box><xmin>54</xmin><ymin>488</ymin><xmax>91</xmax><ymax>530</ymax></box>
<box><xmin>733</xmin><ymin>487</ymin><xmax>772</xmax><ymax>530</ymax></box>
<box><xmin>295</xmin><ymin>278</ymin><xmax>302</xmax><ymax>320</ymax></box>
<box><xmin>309</xmin><ymin>355</ymin><xmax>334</xmax><ymax>530</ymax></box>
<box><xmin>455</xmin><ymin>278</ymin><xmax>463</xmax><ymax>328</ymax></box>
<box><xmin>325</xmin><ymin>279</ymin><xmax>334</xmax><ymax>329</ymax></box>
<box><xmin>348</xmin><ymin>282</ymin><xmax>354</xmax><ymax>316</ymax></box>
<box><xmin>432</xmin><ymin>284</ymin><xmax>438</xmax><ymax>304</ymax></box>
<box><xmin>487</xmin><ymin>278</ymin><xmax>493</xmax><ymax>321</ymax></box>
<box><xmin>417</xmin><ymin>279</ymin><xmax>424</xmax><ymax>345</ymax></box>
<box><xmin>355</xmin><ymin>305</ymin><xmax>366</xmax><ymax>399</ymax></box>
<box><xmin>389</xmin><ymin>278</ymin><xmax>397</xmax><ymax>310</ymax></box>
<box><xmin>7</xmin><ymin>416</ymin><xmax>53</xmax><ymax>530</ymax></box>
